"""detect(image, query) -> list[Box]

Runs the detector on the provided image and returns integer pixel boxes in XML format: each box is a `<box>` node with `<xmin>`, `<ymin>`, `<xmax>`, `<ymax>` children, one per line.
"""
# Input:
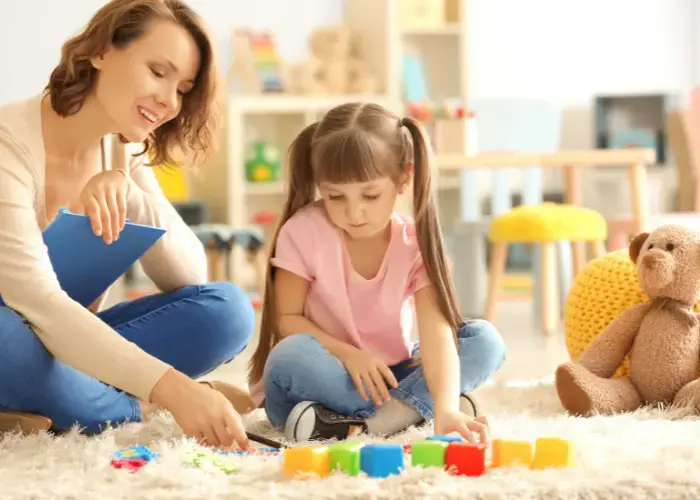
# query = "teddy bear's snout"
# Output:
<box><xmin>641</xmin><ymin>252</ymin><xmax>674</xmax><ymax>286</ymax></box>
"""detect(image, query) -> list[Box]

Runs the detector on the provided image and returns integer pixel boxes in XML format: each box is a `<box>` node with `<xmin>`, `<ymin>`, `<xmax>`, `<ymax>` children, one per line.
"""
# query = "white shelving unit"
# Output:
<box><xmin>191</xmin><ymin>0</ymin><xmax>470</xmax><ymax>287</ymax></box>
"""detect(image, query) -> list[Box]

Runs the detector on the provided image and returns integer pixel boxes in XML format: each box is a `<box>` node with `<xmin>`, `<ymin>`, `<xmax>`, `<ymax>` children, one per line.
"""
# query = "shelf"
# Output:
<box><xmin>227</xmin><ymin>93</ymin><xmax>395</xmax><ymax>114</ymax></box>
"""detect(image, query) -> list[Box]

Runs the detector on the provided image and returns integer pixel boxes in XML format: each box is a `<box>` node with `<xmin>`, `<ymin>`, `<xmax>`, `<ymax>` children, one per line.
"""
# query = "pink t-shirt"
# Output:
<box><xmin>250</xmin><ymin>202</ymin><xmax>432</xmax><ymax>407</ymax></box>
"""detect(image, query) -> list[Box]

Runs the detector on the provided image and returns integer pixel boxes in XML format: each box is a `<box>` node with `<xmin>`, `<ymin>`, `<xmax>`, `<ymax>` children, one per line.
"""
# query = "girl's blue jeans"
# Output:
<box><xmin>0</xmin><ymin>282</ymin><xmax>254</xmax><ymax>434</ymax></box>
<box><xmin>263</xmin><ymin>319</ymin><xmax>507</xmax><ymax>428</ymax></box>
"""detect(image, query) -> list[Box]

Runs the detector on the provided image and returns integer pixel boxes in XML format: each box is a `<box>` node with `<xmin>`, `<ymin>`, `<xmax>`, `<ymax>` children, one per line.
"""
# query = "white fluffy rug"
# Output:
<box><xmin>3</xmin><ymin>377</ymin><xmax>700</xmax><ymax>500</ymax></box>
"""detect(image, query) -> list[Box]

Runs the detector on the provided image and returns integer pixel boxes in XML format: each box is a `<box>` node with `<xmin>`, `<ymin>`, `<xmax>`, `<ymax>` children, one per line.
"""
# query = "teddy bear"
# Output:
<box><xmin>555</xmin><ymin>224</ymin><xmax>700</xmax><ymax>416</ymax></box>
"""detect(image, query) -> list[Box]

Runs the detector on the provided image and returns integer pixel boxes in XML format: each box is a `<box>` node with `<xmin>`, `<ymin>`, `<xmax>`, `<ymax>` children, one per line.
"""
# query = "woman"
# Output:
<box><xmin>0</xmin><ymin>0</ymin><xmax>254</xmax><ymax>450</ymax></box>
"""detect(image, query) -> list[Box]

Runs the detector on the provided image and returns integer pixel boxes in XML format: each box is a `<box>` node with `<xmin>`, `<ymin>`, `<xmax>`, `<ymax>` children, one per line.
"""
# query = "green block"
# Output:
<box><xmin>411</xmin><ymin>440</ymin><xmax>448</xmax><ymax>468</ymax></box>
<box><xmin>328</xmin><ymin>442</ymin><xmax>365</xmax><ymax>476</ymax></box>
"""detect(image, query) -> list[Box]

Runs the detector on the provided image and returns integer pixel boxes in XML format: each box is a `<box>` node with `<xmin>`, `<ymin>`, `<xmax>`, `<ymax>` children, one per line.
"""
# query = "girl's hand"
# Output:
<box><xmin>337</xmin><ymin>346</ymin><xmax>399</xmax><ymax>406</ymax></box>
<box><xmin>434</xmin><ymin>410</ymin><xmax>490</xmax><ymax>445</ymax></box>
<box><xmin>77</xmin><ymin>169</ymin><xmax>130</xmax><ymax>244</ymax></box>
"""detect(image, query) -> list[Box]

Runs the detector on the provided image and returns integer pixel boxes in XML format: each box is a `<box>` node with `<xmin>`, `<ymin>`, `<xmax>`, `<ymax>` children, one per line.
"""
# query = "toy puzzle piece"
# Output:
<box><xmin>113</xmin><ymin>445</ymin><xmax>159</xmax><ymax>462</ymax></box>
<box><xmin>183</xmin><ymin>448</ymin><xmax>237</xmax><ymax>474</ymax></box>
<box><xmin>532</xmin><ymin>437</ymin><xmax>575</xmax><ymax>469</ymax></box>
<box><xmin>328</xmin><ymin>442</ymin><xmax>364</xmax><ymax>476</ymax></box>
<box><xmin>110</xmin><ymin>458</ymin><xmax>148</xmax><ymax>472</ymax></box>
<box><xmin>360</xmin><ymin>444</ymin><xmax>404</xmax><ymax>478</ymax></box>
<box><xmin>282</xmin><ymin>445</ymin><xmax>330</xmax><ymax>478</ymax></box>
<box><xmin>411</xmin><ymin>440</ymin><xmax>448</xmax><ymax>468</ymax></box>
<box><xmin>445</xmin><ymin>442</ymin><xmax>486</xmax><ymax>476</ymax></box>
<box><xmin>427</xmin><ymin>434</ymin><xmax>464</xmax><ymax>443</ymax></box>
<box><xmin>491</xmin><ymin>439</ymin><xmax>533</xmax><ymax>468</ymax></box>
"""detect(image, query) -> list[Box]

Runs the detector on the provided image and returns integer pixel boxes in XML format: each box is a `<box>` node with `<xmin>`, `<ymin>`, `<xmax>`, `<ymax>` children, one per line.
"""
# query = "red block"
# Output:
<box><xmin>445</xmin><ymin>442</ymin><xmax>486</xmax><ymax>476</ymax></box>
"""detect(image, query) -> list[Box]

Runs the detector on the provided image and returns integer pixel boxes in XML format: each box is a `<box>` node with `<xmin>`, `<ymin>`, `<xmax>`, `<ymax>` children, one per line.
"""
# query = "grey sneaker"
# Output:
<box><xmin>284</xmin><ymin>401</ymin><xmax>367</xmax><ymax>442</ymax></box>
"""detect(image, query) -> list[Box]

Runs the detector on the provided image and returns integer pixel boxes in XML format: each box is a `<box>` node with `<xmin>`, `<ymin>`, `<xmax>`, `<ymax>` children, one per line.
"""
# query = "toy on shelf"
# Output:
<box><xmin>289</xmin><ymin>26</ymin><xmax>379</xmax><ymax>95</ymax></box>
<box><xmin>229</xmin><ymin>29</ymin><xmax>285</xmax><ymax>93</ymax></box>
<box><xmin>406</xmin><ymin>99</ymin><xmax>472</xmax><ymax>122</ymax></box>
<box><xmin>245</xmin><ymin>141</ymin><xmax>281</xmax><ymax>183</ymax></box>
<box><xmin>282</xmin><ymin>434</ymin><xmax>575</xmax><ymax>480</ymax></box>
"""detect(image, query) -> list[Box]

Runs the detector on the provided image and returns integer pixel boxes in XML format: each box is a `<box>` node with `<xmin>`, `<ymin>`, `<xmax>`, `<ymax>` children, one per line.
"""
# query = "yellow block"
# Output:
<box><xmin>532</xmin><ymin>437</ymin><xmax>575</xmax><ymax>469</ymax></box>
<box><xmin>153</xmin><ymin>164</ymin><xmax>189</xmax><ymax>202</ymax></box>
<box><xmin>283</xmin><ymin>445</ymin><xmax>330</xmax><ymax>478</ymax></box>
<box><xmin>489</xmin><ymin>203</ymin><xmax>607</xmax><ymax>243</ymax></box>
<box><xmin>491</xmin><ymin>439</ymin><xmax>533</xmax><ymax>468</ymax></box>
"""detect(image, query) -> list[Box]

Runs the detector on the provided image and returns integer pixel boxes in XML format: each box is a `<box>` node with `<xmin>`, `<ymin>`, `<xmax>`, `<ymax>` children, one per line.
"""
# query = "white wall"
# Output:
<box><xmin>467</xmin><ymin>0</ymin><xmax>694</xmax><ymax>106</ymax></box>
<box><xmin>0</xmin><ymin>0</ymin><xmax>694</xmax><ymax>107</ymax></box>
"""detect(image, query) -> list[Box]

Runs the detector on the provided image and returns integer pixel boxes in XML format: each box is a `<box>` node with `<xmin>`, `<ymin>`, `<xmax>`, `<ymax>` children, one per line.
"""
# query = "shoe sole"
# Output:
<box><xmin>0</xmin><ymin>412</ymin><xmax>52</xmax><ymax>435</ymax></box>
<box><xmin>284</xmin><ymin>401</ymin><xmax>317</xmax><ymax>442</ymax></box>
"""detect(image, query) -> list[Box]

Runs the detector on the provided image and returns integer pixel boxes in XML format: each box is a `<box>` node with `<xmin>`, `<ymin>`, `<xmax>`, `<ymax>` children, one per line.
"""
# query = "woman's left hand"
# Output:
<box><xmin>77</xmin><ymin>169</ymin><xmax>130</xmax><ymax>244</ymax></box>
<box><xmin>434</xmin><ymin>410</ymin><xmax>490</xmax><ymax>445</ymax></box>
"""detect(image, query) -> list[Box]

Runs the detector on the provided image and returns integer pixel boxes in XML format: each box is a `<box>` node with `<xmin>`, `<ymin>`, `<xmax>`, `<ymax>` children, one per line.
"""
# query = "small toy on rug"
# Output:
<box><xmin>182</xmin><ymin>447</ymin><xmax>237</xmax><ymax>474</ymax></box>
<box><xmin>556</xmin><ymin>225</ymin><xmax>700</xmax><ymax>416</ymax></box>
<box><xmin>281</xmin><ymin>435</ymin><xmax>575</xmax><ymax>480</ymax></box>
<box><xmin>110</xmin><ymin>445</ymin><xmax>160</xmax><ymax>472</ymax></box>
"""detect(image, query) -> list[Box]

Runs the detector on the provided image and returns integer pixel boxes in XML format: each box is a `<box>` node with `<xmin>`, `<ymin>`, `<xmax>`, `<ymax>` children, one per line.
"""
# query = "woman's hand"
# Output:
<box><xmin>434</xmin><ymin>410</ymin><xmax>490</xmax><ymax>445</ymax></box>
<box><xmin>337</xmin><ymin>346</ymin><xmax>398</xmax><ymax>406</ymax></box>
<box><xmin>77</xmin><ymin>169</ymin><xmax>130</xmax><ymax>244</ymax></box>
<box><xmin>150</xmin><ymin>369</ymin><xmax>249</xmax><ymax>450</ymax></box>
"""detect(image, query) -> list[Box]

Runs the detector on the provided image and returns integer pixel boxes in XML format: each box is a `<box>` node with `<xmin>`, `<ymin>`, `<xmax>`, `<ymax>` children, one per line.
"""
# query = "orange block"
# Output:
<box><xmin>283</xmin><ymin>445</ymin><xmax>330</xmax><ymax>479</ymax></box>
<box><xmin>491</xmin><ymin>439</ymin><xmax>533</xmax><ymax>468</ymax></box>
<box><xmin>532</xmin><ymin>437</ymin><xmax>575</xmax><ymax>469</ymax></box>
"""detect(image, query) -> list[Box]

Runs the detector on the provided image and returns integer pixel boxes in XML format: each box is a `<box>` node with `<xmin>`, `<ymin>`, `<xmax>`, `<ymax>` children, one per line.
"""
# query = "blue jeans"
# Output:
<box><xmin>0</xmin><ymin>282</ymin><xmax>254</xmax><ymax>434</ymax></box>
<box><xmin>263</xmin><ymin>319</ymin><xmax>506</xmax><ymax>428</ymax></box>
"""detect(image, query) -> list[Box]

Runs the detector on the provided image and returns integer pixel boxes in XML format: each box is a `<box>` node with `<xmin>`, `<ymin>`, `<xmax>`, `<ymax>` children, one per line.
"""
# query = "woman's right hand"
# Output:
<box><xmin>150</xmin><ymin>369</ymin><xmax>249</xmax><ymax>450</ymax></box>
<box><xmin>337</xmin><ymin>346</ymin><xmax>398</xmax><ymax>406</ymax></box>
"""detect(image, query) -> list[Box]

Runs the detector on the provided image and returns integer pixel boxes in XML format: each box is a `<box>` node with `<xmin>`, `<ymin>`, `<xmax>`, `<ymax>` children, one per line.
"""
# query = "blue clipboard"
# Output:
<box><xmin>0</xmin><ymin>208</ymin><xmax>166</xmax><ymax>308</ymax></box>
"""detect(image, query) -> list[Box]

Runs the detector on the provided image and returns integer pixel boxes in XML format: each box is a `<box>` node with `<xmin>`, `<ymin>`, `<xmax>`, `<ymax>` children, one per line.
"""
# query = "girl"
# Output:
<box><xmin>248</xmin><ymin>102</ymin><xmax>506</xmax><ymax>443</ymax></box>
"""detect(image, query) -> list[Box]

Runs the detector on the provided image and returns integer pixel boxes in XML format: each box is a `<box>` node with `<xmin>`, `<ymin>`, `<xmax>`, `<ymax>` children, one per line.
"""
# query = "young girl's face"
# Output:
<box><xmin>319</xmin><ymin>176</ymin><xmax>408</xmax><ymax>239</ymax></box>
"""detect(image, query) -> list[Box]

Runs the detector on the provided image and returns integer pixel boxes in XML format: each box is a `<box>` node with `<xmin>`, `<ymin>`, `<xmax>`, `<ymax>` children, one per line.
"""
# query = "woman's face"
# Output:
<box><xmin>91</xmin><ymin>20</ymin><xmax>200</xmax><ymax>143</ymax></box>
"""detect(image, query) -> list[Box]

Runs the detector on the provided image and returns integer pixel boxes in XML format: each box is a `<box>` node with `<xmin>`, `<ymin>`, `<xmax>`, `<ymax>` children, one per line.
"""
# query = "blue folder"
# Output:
<box><xmin>0</xmin><ymin>208</ymin><xmax>166</xmax><ymax>308</ymax></box>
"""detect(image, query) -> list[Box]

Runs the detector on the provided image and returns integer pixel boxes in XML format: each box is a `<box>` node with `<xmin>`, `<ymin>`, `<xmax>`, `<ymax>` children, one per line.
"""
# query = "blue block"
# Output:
<box><xmin>360</xmin><ymin>444</ymin><xmax>404</xmax><ymax>478</ymax></box>
<box><xmin>427</xmin><ymin>435</ymin><xmax>464</xmax><ymax>443</ymax></box>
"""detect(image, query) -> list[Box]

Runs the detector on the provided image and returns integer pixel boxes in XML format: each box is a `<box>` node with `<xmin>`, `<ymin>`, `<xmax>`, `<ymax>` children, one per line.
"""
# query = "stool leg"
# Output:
<box><xmin>591</xmin><ymin>240</ymin><xmax>607</xmax><ymax>259</ymax></box>
<box><xmin>571</xmin><ymin>240</ymin><xmax>586</xmax><ymax>277</ymax></box>
<box><xmin>539</xmin><ymin>242</ymin><xmax>558</xmax><ymax>335</ymax></box>
<box><xmin>556</xmin><ymin>240</ymin><xmax>573</xmax><ymax>315</ymax></box>
<box><xmin>484</xmin><ymin>241</ymin><xmax>508</xmax><ymax>322</ymax></box>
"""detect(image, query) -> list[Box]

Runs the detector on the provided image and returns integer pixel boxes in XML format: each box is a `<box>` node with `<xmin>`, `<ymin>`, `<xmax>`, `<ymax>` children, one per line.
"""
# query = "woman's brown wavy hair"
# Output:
<box><xmin>46</xmin><ymin>0</ymin><xmax>220</xmax><ymax>167</ymax></box>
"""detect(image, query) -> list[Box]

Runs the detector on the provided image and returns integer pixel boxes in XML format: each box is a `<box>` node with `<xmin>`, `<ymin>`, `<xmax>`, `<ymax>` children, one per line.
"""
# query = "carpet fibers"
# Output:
<box><xmin>3</xmin><ymin>377</ymin><xmax>700</xmax><ymax>500</ymax></box>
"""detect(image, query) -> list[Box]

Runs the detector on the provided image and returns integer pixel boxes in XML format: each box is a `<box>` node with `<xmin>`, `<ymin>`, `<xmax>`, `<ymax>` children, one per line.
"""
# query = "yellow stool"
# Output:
<box><xmin>485</xmin><ymin>202</ymin><xmax>608</xmax><ymax>334</ymax></box>
<box><xmin>564</xmin><ymin>249</ymin><xmax>700</xmax><ymax>377</ymax></box>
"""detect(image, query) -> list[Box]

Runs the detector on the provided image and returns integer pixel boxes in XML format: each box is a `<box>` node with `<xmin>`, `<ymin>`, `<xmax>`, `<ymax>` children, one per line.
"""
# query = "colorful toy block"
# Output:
<box><xmin>445</xmin><ymin>442</ymin><xmax>486</xmax><ymax>476</ymax></box>
<box><xmin>491</xmin><ymin>439</ymin><xmax>533</xmax><ymax>468</ymax></box>
<box><xmin>360</xmin><ymin>444</ymin><xmax>404</xmax><ymax>478</ymax></box>
<box><xmin>411</xmin><ymin>440</ymin><xmax>448</xmax><ymax>468</ymax></box>
<box><xmin>282</xmin><ymin>445</ymin><xmax>330</xmax><ymax>478</ymax></box>
<box><xmin>427</xmin><ymin>434</ymin><xmax>464</xmax><ymax>443</ymax></box>
<box><xmin>328</xmin><ymin>442</ymin><xmax>364</xmax><ymax>476</ymax></box>
<box><xmin>532</xmin><ymin>438</ymin><xmax>575</xmax><ymax>469</ymax></box>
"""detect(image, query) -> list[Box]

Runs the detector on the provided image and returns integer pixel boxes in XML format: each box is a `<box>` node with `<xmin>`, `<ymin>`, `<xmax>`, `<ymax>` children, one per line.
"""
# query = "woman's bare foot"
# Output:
<box><xmin>200</xmin><ymin>381</ymin><xmax>255</xmax><ymax>415</ymax></box>
<box><xmin>138</xmin><ymin>399</ymin><xmax>161</xmax><ymax>421</ymax></box>
<box><xmin>0</xmin><ymin>412</ymin><xmax>52</xmax><ymax>435</ymax></box>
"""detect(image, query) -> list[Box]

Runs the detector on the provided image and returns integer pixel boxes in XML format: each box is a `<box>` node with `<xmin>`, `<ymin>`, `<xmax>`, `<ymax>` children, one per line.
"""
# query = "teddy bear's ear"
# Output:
<box><xmin>629</xmin><ymin>232</ymin><xmax>650</xmax><ymax>263</ymax></box>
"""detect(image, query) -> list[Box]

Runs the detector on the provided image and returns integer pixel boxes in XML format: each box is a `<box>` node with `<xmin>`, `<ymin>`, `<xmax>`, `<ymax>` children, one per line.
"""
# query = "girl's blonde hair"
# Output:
<box><xmin>248</xmin><ymin>102</ymin><xmax>463</xmax><ymax>385</ymax></box>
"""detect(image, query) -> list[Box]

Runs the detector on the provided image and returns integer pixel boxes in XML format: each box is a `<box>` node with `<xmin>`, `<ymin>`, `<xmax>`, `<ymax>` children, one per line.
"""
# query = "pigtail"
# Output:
<box><xmin>248</xmin><ymin>122</ymin><xmax>319</xmax><ymax>386</ymax></box>
<box><xmin>401</xmin><ymin>116</ymin><xmax>463</xmax><ymax>336</ymax></box>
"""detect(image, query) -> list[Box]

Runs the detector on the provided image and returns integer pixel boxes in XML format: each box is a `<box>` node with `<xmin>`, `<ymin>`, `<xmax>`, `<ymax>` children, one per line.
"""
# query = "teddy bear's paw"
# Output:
<box><xmin>555</xmin><ymin>363</ymin><xmax>594</xmax><ymax>416</ymax></box>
